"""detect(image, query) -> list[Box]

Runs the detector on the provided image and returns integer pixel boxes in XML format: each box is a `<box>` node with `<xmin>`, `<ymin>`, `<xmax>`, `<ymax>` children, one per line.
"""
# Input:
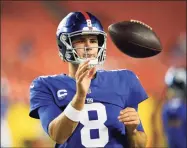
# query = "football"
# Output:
<box><xmin>108</xmin><ymin>20</ymin><xmax>162</xmax><ymax>58</ymax></box>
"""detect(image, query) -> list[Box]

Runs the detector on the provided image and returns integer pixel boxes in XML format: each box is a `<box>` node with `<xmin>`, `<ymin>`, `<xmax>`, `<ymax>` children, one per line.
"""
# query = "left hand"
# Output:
<box><xmin>118</xmin><ymin>107</ymin><xmax>140</xmax><ymax>133</ymax></box>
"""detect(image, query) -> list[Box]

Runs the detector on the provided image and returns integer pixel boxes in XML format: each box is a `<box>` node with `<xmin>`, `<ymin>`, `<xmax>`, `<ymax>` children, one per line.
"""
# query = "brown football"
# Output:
<box><xmin>108</xmin><ymin>20</ymin><xmax>162</xmax><ymax>58</ymax></box>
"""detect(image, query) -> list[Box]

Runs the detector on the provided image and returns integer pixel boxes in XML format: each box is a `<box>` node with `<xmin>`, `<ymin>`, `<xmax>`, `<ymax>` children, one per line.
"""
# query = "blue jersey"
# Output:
<box><xmin>162</xmin><ymin>98</ymin><xmax>186</xmax><ymax>148</ymax></box>
<box><xmin>29</xmin><ymin>69</ymin><xmax>148</xmax><ymax>148</ymax></box>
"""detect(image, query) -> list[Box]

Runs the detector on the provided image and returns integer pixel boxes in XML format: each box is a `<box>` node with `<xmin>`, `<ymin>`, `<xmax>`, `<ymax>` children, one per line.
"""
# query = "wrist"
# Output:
<box><xmin>126</xmin><ymin>128</ymin><xmax>137</xmax><ymax>135</ymax></box>
<box><xmin>64</xmin><ymin>101</ymin><xmax>83</xmax><ymax>122</ymax></box>
<box><xmin>75</xmin><ymin>92</ymin><xmax>86</xmax><ymax>100</ymax></box>
<box><xmin>71</xmin><ymin>94</ymin><xmax>86</xmax><ymax>111</ymax></box>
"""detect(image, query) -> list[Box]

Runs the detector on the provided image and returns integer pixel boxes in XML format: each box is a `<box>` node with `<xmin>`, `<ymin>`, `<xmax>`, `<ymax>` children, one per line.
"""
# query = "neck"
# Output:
<box><xmin>68</xmin><ymin>63</ymin><xmax>78</xmax><ymax>79</ymax></box>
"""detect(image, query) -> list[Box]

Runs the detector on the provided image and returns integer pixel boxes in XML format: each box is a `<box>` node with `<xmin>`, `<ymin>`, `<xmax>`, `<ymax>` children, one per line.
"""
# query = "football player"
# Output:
<box><xmin>29</xmin><ymin>11</ymin><xmax>148</xmax><ymax>148</ymax></box>
<box><xmin>162</xmin><ymin>67</ymin><xmax>186</xmax><ymax>148</ymax></box>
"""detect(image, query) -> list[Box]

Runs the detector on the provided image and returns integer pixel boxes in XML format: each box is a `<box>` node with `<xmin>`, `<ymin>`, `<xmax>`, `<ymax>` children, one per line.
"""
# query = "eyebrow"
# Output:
<box><xmin>72</xmin><ymin>36</ymin><xmax>97</xmax><ymax>41</ymax></box>
<box><xmin>72</xmin><ymin>38</ymin><xmax>97</xmax><ymax>44</ymax></box>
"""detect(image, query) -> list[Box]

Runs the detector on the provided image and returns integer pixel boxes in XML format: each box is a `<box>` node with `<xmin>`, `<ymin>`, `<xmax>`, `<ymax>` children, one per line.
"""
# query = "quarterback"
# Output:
<box><xmin>29</xmin><ymin>11</ymin><xmax>148</xmax><ymax>148</ymax></box>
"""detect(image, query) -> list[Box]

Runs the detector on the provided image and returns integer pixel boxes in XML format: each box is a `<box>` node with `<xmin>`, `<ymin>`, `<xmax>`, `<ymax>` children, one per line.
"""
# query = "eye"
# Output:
<box><xmin>73</xmin><ymin>39</ymin><xmax>84</xmax><ymax>44</ymax></box>
<box><xmin>78</xmin><ymin>40</ymin><xmax>84</xmax><ymax>43</ymax></box>
<box><xmin>90</xmin><ymin>39</ymin><xmax>98</xmax><ymax>43</ymax></box>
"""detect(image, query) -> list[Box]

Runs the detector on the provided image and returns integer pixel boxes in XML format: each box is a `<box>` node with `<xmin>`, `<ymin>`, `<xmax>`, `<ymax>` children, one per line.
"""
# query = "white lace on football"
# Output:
<box><xmin>130</xmin><ymin>19</ymin><xmax>152</xmax><ymax>30</ymax></box>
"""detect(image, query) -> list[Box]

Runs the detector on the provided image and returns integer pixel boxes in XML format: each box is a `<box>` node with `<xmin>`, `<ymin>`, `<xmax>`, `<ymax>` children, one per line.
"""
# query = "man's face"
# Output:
<box><xmin>71</xmin><ymin>35</ymin><xmax>99</xmax><ymax>59</ymax></box>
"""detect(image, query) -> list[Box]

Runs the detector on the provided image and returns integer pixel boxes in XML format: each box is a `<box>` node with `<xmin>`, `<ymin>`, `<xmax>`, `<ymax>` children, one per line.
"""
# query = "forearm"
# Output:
<box><xmin>126</xmin><ymin>129</ymin><xmax>147</xmax><ymax>148</ymax></box>
<box><xmin>49</xmin><ymin>94</ymin><xmax>85</xmax><ymax>144</ymax></box>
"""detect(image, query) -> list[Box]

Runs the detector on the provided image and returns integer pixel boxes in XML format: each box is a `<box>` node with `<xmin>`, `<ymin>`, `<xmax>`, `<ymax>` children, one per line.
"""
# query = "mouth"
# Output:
<box><xmin>82</xmin><ymin>54</ymin><xmax>96</xmax><ymax>59</ymax></box>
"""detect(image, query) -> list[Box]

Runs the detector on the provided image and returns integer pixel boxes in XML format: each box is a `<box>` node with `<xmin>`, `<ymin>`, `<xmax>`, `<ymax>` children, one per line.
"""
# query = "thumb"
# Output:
<box><xmin>88</xmin><ymin>67</ymin><xmax>96</xmax><ymax>78</ymax></box>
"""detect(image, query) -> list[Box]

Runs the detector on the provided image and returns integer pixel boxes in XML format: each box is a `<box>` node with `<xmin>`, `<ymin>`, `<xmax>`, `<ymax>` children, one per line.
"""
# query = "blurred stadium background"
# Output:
<box><xmin>1</xmin><ymin>1</ymin><xmax>186</xmax><ymax>147</ymax></box>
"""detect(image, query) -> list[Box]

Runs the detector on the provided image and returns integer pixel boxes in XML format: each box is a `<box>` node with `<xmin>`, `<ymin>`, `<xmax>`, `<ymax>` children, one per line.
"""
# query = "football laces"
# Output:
<box><xmin>130</xmin><ymin>19</ymin><xmax>152</xmax><ymax>30</ymax></box>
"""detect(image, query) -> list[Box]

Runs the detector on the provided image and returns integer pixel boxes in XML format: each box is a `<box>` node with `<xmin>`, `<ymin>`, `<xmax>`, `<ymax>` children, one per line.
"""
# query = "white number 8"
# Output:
<box><xmin>80</xmin><ymin>103</ymin><xmax>109</xmax><ymax>147</ymax></box>
<box><xmin>86</xmin><ymin>20</ymin><xmax>92</xmax><ymax>27</ymax></box>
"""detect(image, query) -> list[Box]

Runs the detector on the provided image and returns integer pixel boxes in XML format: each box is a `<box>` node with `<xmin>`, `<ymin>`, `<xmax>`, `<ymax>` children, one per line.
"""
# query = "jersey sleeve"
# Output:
<box><xmin>29</xmin><ymin>77</ymin><xmax>62</xmax><ymax>134</ymax></box>
<box><xmin>126</xmin><ymin>70</ymin><xmax>148</xmax><ymax>106</ymax></box>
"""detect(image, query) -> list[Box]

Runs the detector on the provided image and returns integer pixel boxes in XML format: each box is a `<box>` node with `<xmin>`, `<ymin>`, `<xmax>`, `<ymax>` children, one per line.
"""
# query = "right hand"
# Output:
<box><xmin>75</xmin><ymin>60</ymin><xmax>96</xmax><ymax>99</ymax></box>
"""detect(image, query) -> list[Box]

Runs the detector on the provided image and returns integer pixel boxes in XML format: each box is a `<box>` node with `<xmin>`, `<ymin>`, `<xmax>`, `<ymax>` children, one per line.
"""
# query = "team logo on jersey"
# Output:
<box><xmin>57</xmin><ymin>89</ymin><xmax>67</xmax><ymax>100</ymax></box>
<box><xmin>86</xmin><ymin>98</ymin><xmax>93</xmax><ymax>104</ymax></box>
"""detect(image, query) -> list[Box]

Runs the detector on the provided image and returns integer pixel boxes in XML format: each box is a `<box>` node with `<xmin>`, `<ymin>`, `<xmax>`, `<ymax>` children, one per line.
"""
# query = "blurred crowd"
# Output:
<box><xmin>1</xmin><ymin>75</ymin><xmax>55</xmax><ymax>147</ymax></box>
<box><xmin>1</xmin><ymin>1</ymin><xmax>186</xmax><ymax>147</ymax></box>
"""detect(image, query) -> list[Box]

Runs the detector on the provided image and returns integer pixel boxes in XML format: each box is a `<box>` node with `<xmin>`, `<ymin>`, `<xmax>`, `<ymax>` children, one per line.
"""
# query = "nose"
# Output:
<box><xmin>85</xmin><ymin>40</ymin><xmax>92</xmax><ymax>51</ymax></box>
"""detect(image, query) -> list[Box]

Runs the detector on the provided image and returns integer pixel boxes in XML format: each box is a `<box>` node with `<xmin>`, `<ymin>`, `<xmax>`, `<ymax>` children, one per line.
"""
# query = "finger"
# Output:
<box><xmin>118</xmin><ymin>115</ymin><xmax>139</xmax><ymax>122</ymax></box>
<box><xmin>76</xmin><ymin>63</ymin><xmax>90</xmax><ymax>79</ymax></box>
<box><xmin>120</xmin><ymin>108</ymin><xmax>136</xmax><ymax>114</ymax></box>
<box><xmin>118</xmin><ymin>113</ymin><xmax>129</xmax><ymax>119</ymax></box>
<box><xmin>78</xmin><ymin>60</ymin><xmax>89</xmax><ymax>70</ymax></box>
<box><xmin>88</xmin><ymin>67</ymin><xmax>96</xmax><ymax>78</ymax></box>
<box><xmin>123</xmin><ymin>120</ymin><xmax>140</xmax><ymax>125</ymax></box>
<box><xmin>77</xmin><ymin>69</ymin><xmax>90</xmax><ymax>82</ymax></box>
<box><xmin>119</xmin><ymin>112</ymin><xmax>138</xmax><ymax>118</ymax></box>
<box><xmin>77</xmin><ymin>60</ymin><xmax>90</xmax><ymax>71</ymax></box>
<box><xmin>118</xmin><ymin>114</ymin><xmax>138</xmax><ymax>121</ymax></box>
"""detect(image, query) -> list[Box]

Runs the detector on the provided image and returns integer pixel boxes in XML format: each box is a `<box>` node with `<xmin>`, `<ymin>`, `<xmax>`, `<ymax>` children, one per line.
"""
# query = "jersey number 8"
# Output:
<box><xmin>80</xmin><ymin>103</ymin><xmax>109</xmax><ymax>147</ymax></box>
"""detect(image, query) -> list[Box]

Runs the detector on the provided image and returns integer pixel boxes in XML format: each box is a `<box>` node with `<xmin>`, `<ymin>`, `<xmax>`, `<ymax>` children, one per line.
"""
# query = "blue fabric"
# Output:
<box><xmin>38</xmin><ymin>104</ymin><xmax>62</xmax><ymax>135</ymax></box>
<box><xmin>29</xmin><ymin>69</ymin><xmax>148</xmax><ymax>148</ymax></box>
<box><xmin>88</xmin><ymin>110</ymin><xmax>98</xmax><ymax>120</ymax></box>
<box><xmin>162</xmin><ymin>98</ymin><xmax>186</xmax><ymax>148</ymax></box>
